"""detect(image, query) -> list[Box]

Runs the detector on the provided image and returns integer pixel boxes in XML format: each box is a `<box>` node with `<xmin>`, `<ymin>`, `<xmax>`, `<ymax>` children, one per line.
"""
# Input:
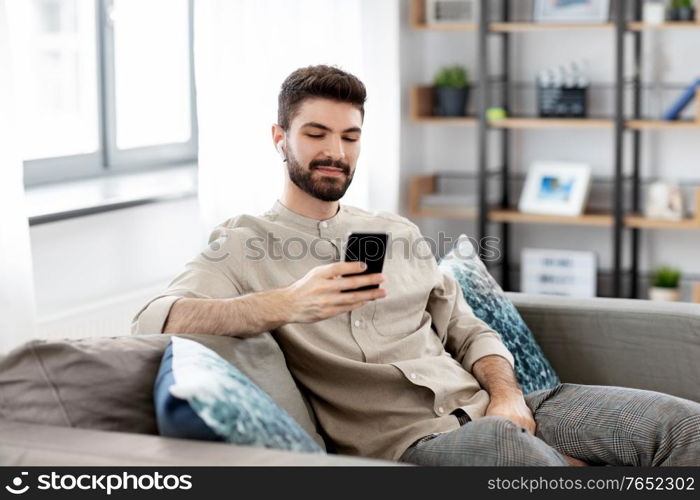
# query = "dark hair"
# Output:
<box><xmin>277</xmin><ymin>65</ymin><xmax>366</xmax><ymax>131</ymax></box>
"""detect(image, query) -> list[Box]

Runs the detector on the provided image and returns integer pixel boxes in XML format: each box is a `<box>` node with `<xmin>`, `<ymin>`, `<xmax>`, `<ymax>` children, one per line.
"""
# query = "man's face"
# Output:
<box><xmin>284</xmin><ymin>98</ymin><xmax>362</xmax><ymax>202</ymax></box>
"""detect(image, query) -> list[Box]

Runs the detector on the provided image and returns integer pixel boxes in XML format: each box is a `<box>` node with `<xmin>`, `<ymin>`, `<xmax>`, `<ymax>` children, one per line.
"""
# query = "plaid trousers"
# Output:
<box><xmin>399</xmin><ymin>383</ymin><xmax>700</xmax><ymax>466</ymax></box>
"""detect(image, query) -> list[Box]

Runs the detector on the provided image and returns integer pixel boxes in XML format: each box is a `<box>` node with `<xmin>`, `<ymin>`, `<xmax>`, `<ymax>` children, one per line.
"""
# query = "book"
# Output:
<box><xmin>663</xmin><ymin>77</ymin><xmax>700</xmax><ymax>120</ymax></box>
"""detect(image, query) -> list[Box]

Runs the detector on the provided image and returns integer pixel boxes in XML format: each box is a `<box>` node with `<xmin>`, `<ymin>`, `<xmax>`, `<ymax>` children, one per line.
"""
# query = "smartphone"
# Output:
<box><xmin>341</xmin><ymin>232</ymin><xmax>388</xmax><ymax>292</ymax></box>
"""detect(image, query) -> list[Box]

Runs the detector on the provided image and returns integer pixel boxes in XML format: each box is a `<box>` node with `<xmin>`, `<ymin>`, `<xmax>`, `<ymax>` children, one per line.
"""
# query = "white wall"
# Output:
<box><xmin>30</xmin><ymin>198</ymin><xmax>207</xmax><ymax>339</ymax></box>
<box><xmin>398</xmin><ymin>4</ymin><xmax>700</xmax><ymax>298</ymax></box>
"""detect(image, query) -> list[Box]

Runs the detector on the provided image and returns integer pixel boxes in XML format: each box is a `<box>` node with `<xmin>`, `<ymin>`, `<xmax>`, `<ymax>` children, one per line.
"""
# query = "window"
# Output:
<box><xmin>7</xmin><ymin>0</ymin><xmax>197</xmax><ymax>186</ymax></box>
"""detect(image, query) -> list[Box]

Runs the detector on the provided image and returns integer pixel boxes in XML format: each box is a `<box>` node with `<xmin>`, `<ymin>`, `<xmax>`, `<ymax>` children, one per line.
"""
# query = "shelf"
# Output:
<box><xmin>489</xmin><ymin>117</ymin><xmax>613</xmax><ymax>129</ymax></box>
<box><xmin>626</xmin><ymin>120</ymin><xmax>700</xmax><ymax>130</ymax></box>
<box><xmin>411</xmin><ymin>116</ymin><xmax>478</xmax><ymax>126</ymax></box>
<box><xmin>625</xmin><ymin>216</ymin><xmax>700</xmax><ymax>229</ymax></box>
<box><xmin>488</xmin><ymin>209</ymin><xmax>614</xmax><ymax>227</ymax></box>
<box><xmin>409</xmin><ymin>86</ymin><xmax>477</xmax><ymax>126</ymax></box>
<box><xmin>626</xmin><ymin>187</ymin><xmax>700</xmax><ymax>229</ymax></box>
<box><xmin>410</xmin><ymin>176</ymin><xmax>700</xmax><ymax>231</ymax></box>
<box><xmin>490</xmin><ymin>22</ymin><xmax>613</xmax><ymax>32</ymax></box>
<box><xmin>487</xmin><ymin>22</ymin><xmax>700</xmax><ymax>32</ymax></box>
<box><xmin>409</xmin><ymin>0</ymin><xmax>477</xmax><ymax>31</ymax></box>
<box><xmin>628</xmin><ymin>22</ymin><xmax>700</xmax><ymax>31</ymax></box>
<box><xmin>413</xmin><ymin>22</ymin><xmax>478</xmax><ymax>32</ymax></box>
<box><xmin>408</xmin><ymin>174</ymin><xmax>477</xmax><ymax>220</ymax></box>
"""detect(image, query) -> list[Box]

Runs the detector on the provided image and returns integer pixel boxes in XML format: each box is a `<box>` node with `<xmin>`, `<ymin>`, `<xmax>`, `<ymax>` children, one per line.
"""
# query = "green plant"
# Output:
<box><xmin>433</xmin><ymin>66</ymin><xmax>469</xmax><ymax>88</ymax></box>
<box><xmin>670</xmin><ymin>0</ymin><xmax>693</xmax><ymax>9</ymax></box>
<box><xmin>651</xmin><ymin>266</ymin><xmax>682</xmax><ymax>288</ymax></box>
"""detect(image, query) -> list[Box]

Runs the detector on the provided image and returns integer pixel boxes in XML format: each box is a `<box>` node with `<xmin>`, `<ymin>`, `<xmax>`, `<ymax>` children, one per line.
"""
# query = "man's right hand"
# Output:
<box><xmin>280</xmin><ymin>261</ymin><xmax>386</xmax><ymax>324</ymax></box>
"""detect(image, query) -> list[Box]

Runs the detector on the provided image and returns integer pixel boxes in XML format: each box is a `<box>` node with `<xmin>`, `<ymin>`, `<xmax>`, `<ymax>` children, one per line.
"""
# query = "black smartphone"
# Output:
<box><xmin>341</xmin><ymin>232</ymin><xmax>388</xmax><ymax>292</ymax></box>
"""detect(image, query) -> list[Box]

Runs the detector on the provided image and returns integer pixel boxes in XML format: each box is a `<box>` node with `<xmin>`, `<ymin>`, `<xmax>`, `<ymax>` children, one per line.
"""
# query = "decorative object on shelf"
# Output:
<box><xmin>667</xmin><ymin>0</ymin><xmax>695</xmax><ymax>21</ymax></box>
<box><xmin>644</xmin><ymin>181</ymin><xmax>685</xmax><ymax>220</ymax></box>
<box><xmin>433</xmin><ymin>65</ymin><xmax>470</xmax><ymax>117</ymax></box>
<box><xmin>648</xmin><ymin>266</ymin><xmax>682</xmax><ymax>301</ymax></box>
<box><xmin>425</xmin><ymin>0</ymin><xmax>478</xmax><ymax>25</ymax></box>
<box><xmin>486</xmin><ymin>107</ymin><xmax>507</xmax><ymax>121</ymax></box>
<box><xmin>519</xmin><ymin>161</ymin><xmax>592</xmax><ymax>216</ymax></box>
<box><xmin>421</xmin><ymin>193</ymin><xmax>476</xmax><ymax>208</ymax></box>
<box><xmin>643</xmin><ymin>0</ymin><xmax>667</xmax><ymax>24</ymax></box>
<box><xmin>662</xmin><ymin>77</ymin><xmax>700</xmax><ymax>120</ymax></box>
<box><xmin>486</xmin><ymin>108</ymin><xmax>508</xmax><ymax>122</ymax></box>
<box><xmin>533</xmin><ymin>0</ymin><xmax>610</xmax><ymax>23</ymax></box>
<box><xmin>537</xmin><ymin>62</ymin><xmax>589</xmax><ymax>118</ymax></box>
<box><xmin>521</xmin><ymin>248</ymin><xmax>597</xmax><ymax>298</ymax></box>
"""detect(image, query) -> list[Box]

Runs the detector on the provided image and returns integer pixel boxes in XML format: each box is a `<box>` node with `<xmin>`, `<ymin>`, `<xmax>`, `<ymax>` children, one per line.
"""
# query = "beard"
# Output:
<box><xmin>285</xmin><ymin>147</ymin><xmax>355</xmax><ymax>202</ymax></box>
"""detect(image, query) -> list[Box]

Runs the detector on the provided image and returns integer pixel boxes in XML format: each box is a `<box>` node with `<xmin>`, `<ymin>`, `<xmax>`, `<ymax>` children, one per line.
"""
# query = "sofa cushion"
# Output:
<box><xmin>439</xmin><ymin>235</ymin><xmax>560</xmax><ymax>394</ymax></box>
<box><xmin>0</xmin><ymin>333</ymin><xmax>325</xmax><ymax>449</ymax></box>
<box><xmin>155</xmin><ymin>337</ymin><xmax>323</xmax><ymax>453</ymax></box>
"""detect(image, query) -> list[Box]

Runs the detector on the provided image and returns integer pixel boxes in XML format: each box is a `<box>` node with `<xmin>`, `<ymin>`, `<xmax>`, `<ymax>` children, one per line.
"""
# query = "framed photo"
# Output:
<box><xmin>521</xmin><ymin>248</ymin><xmax>597</xmax><ymax>297</ymax></box>
<box><xmin>518</xmin><ymin>161</ymin><xmax>592</xmax><ymax>216</ymax></box>
<box><xmin>425</xmin><ymin>0</ymin><xmax>479</xmax><ymax>25</ymax></box>
<box><xmin>533</xmin><ymin>0</ymin><xmax>611</xmax><ymax>24</ymax></box>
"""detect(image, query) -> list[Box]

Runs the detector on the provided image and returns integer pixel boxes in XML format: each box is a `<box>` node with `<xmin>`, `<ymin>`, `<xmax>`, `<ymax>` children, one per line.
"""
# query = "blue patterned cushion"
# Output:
<box><xmin>153</xmin><ymin>336</ymin><xmax>323</xmax><ymax>453</ymax></box>
<box><xmin>438</xmin><ymin>235</ymin><xmax>560</xmax><ymax>394</ymax></box>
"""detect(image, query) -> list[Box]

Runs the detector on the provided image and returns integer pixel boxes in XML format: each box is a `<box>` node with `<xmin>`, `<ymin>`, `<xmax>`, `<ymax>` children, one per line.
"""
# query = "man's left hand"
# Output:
<box><xmin>485</xmin><ymin>392</ymin><xmax>537</xmax><ymax>435</ymax></box>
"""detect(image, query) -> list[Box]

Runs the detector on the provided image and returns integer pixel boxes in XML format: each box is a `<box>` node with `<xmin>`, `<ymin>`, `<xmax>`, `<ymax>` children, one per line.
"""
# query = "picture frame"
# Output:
<box><xmin>521</xmin><ymin>248</ymin><xmax>597</xmax><ymax>298</ymax></box>
<box><xmin>518</xmin><ymin>161</ymin><xmax>592</xmax><ymax>216</ymax></box>
<box><xmin>644</xmin><ymin>181</ymin><xmax>685</xmax><ymax>221</ymax></box>
<box><xmin>533</xmin><ymin>0</ymin><xmax>611</xmax><ymax>24</ymax></box>
<box><xmin>425</xmin><ymin>0</ymin><xmax>479</xmax><ymax>25</ymax></box>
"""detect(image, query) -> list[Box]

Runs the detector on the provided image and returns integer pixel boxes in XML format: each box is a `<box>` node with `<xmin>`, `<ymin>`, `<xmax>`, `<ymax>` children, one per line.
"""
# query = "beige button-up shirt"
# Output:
<box><xmin>132</xmin><ymin>200</ymin><xmax>515</xmax><ymax>461</ymax></box>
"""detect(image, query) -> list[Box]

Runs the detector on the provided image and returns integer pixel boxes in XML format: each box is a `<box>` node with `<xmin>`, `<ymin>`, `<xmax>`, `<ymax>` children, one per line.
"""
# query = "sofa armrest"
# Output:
<box><xmin>506</xmin><ymin>292</ymin><xmax>700</xmax><ymax>403</ymax></box>
<box><xmin>0</xmin><ymin>420</ymin><xmax>399</xmax><ymax>466</ymax></box>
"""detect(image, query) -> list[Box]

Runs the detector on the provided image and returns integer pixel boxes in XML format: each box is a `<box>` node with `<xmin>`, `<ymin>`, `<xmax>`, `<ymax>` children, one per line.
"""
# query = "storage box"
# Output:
<box><xmin>537</xmin><ymin>86</ymin><xmax>588</xmax><ymax>118</ymax></box>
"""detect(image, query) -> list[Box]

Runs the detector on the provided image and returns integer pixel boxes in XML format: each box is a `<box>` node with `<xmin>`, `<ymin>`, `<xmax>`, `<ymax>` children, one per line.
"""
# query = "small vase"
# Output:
<box><xmin>435</xmin><ymin>86</ymin><xmax>469</xmax><ymax>117</ymax></box>
<box><xmin>648</xmin><ymin>286</ymin><xmax>681</xmax><ymax>302</ymax></box>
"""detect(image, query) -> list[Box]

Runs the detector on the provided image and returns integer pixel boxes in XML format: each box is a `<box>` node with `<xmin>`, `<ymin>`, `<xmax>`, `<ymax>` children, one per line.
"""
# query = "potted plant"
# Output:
<box><xmin>649</xmin><ymin>266</ymin><xmax>682</xmax><ymax>301</ymax></box>
<box><xmin>433</xmin><ymin>65</ymin><xmax>469</xmax><ymax>117</ymax></box>
<box><xmin>667</xmin><ymin>0</ymin><xmax>695</xmax><ymax>21</ymax></box>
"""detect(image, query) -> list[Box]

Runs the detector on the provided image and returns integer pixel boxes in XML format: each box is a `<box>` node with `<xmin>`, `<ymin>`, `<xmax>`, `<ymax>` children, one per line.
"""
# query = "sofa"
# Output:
<box><xmin>1</xmin><ymin>293</ymin><xmax>699</xmax><ymax>466</ymax></box>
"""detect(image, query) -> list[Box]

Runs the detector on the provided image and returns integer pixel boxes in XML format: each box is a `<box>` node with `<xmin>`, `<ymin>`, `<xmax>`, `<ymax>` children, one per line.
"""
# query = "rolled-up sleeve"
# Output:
<box><xmin>428</xmin><ymin>269</ymin><xmax>514</xmax><ymax>372</ymax></box>
<box><xmin>130</xmin><ymin>226</ymin><xmax>244</xmax><ymax>335</ymax></box>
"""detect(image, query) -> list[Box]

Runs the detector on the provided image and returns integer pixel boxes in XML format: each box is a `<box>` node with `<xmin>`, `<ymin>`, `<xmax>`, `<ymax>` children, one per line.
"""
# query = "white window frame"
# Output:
<box><xmin>24</xmin><ymin>0</ymin><xmax>198</xmax><ymax>186</ymax></box>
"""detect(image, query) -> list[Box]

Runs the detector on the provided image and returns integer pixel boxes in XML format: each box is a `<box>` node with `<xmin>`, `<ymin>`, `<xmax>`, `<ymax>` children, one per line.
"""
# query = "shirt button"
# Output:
<box><xmin>319</xmin><ymin>221</ymin><xmax>328</xmax><ymax>228</ymax></box>
<box><xmin>353</xmin><ymin>320</ymin><xmax>361</xmax><ymax>327</ymax></box>
<box><xmin>409</xmin><ymin>373</ymin><xmax>417</xmax><ymax>380</ymax></box>
<box><xmin>437</xmin><ymin>407</ymin><xmax>444</xmax><ymax>414</ymax></box>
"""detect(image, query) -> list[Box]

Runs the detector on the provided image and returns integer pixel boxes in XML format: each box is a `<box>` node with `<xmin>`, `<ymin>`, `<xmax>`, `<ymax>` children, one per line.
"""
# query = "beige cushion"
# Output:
<box><xmin>0</xmin><ymin>333</ymin><xmax>325</xmax><ymax>449</ymax></box>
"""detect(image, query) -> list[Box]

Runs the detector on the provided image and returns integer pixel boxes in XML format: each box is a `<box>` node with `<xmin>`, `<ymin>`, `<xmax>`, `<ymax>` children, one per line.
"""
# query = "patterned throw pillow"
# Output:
<box><xmin>438</xmin><ymin>235</ymin><xmax>560</xmax><ymax>394</ymax></box>
<box><xmin>154</xmin><ymin>336</ymin><xmax>323</xmax><ymax>453</ymax></box>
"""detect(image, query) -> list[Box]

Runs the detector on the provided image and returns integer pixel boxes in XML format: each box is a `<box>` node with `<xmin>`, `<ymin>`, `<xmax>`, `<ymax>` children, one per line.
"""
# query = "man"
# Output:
<box><xmin>132</xmin><ymin>65</ymin><xmax>700</xmax><ymax>466</ymax></box>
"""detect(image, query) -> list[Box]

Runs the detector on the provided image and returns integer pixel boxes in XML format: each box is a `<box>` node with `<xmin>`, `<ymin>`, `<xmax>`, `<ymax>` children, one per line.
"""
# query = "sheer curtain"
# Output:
<box><xmin>0</xmin><ymin>0</ymin><xmax>37</xmax><ymax>353</ymax></box>
<box><xmin>194</xmin><ymin>0</ymin><xmax>400</xmax><ymax>228</ymax></box>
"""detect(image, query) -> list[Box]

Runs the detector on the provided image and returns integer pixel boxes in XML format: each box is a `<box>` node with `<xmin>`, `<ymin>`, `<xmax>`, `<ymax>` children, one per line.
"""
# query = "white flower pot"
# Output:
<box><xmin>648</xmin><ymin>287</ymin><xmax>681</xmax><ymax>302</ymax></box>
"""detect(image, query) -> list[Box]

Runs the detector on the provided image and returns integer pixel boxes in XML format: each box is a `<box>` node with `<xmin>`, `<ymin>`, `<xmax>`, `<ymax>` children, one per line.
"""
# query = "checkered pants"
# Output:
<box><xmin>399</xmin><ymin>383</ymin><xmax>700</xmax><ymax>466</ymax></box>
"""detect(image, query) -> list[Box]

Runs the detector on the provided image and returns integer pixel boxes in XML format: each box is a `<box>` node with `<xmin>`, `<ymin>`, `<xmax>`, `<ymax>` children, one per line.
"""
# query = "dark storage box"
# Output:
<box><xmin>537</xmin><ymin>86</ymin><xmax>588</xmax><ymax>118</ymax></box>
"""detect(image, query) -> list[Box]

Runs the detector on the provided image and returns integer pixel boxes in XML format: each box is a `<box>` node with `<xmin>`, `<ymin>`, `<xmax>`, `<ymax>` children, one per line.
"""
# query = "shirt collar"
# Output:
<box><xmin>269</xmin><ymin>199</ymin><xmax>345</xmax><ymax>231</ymax></box>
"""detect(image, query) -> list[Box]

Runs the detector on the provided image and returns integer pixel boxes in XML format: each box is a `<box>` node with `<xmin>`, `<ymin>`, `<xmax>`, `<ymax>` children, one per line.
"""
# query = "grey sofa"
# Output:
<box><xmin>1</xmin><ymin>293</ymin><xmax>699</xmax><ymax>466</ymax></box>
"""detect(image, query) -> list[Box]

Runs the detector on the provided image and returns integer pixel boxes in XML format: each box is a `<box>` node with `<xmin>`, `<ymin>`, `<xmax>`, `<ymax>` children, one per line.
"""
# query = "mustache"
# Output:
<box><xmin>310</xmin><ymin>158</ymin><xmax>350</xmax><ymax>174</ymax></box>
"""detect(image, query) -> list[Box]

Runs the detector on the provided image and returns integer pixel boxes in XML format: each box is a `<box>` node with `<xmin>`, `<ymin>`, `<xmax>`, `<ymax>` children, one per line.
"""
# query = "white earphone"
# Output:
<box><xmin>276</xmin><ymin>141</ymin><xmax>285</xmax><ymax>159</ymax></box>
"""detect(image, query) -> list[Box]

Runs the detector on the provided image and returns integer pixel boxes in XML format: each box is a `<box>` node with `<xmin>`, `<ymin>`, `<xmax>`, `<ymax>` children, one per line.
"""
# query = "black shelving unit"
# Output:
<box><xmin>409</xmin><ymin>0</ymin><xmax>700</xmax><ymax>299</ymax></box>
